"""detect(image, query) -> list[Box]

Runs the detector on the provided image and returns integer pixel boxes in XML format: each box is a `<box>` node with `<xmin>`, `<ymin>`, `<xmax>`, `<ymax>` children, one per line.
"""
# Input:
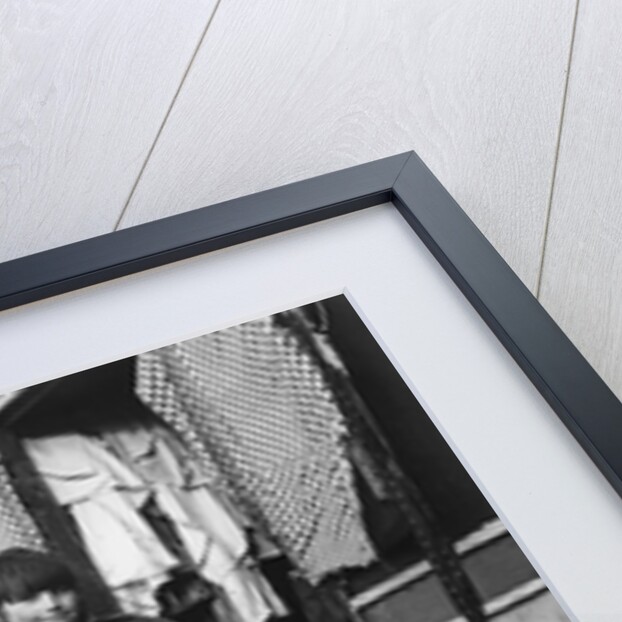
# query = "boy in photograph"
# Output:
<box><xmin>0</xmin><ymin>548</ymin><xmax>172</xmax><ymax>622</ymax></box>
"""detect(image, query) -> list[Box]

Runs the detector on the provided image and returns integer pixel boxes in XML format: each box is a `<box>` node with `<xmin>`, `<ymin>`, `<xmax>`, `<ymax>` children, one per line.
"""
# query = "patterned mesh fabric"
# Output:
<box><xmin>135</xmin><ymin>317</ymin><xmax>376</xmax><ymax>583</ymax></box>
<box><xmin>0</xmin><ymin>460</ymin><xmax>45</xmax><ymax>551</ymax></box>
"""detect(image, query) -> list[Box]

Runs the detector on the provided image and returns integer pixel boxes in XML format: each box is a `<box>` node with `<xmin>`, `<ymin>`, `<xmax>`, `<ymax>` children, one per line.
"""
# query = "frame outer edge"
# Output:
<box><xmin>391</xmin><ymin>151</ymin><xmax>622</xmax><ymax>498</ymax></box>
<box><xmin>0</xmin><ymin>153</ymin><xmax>412</xmax><ymax>312</ymax></box>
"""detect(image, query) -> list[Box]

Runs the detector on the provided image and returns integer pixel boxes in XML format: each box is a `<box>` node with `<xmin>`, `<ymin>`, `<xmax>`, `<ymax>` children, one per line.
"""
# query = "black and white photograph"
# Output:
<box><xmin>0</xmin><ymin>296</ymin><xmax>568</xmax><ymax>622</ymax></box>
<box><xmin>5</xmin><ymin>2</ymin><xmax>622</xmax><ymax>620</ymax></box>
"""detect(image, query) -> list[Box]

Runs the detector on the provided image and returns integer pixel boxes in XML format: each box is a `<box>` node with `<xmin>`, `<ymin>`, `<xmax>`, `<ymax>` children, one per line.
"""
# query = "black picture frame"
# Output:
<box><xmin>1</xmin><ymin>150</ymin><xmax>621</xmax><ymax>504</ymax></box>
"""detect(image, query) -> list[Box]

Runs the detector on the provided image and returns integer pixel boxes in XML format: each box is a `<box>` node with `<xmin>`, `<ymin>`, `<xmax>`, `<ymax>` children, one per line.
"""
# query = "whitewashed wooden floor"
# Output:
<box><xmin>0</xmin><ymin>2</ymin><xmax>620</xmax><ymax>619</ymax></box>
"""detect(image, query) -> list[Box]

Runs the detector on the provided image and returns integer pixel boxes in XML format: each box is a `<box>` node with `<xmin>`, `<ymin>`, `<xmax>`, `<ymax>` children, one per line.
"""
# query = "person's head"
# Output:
<box><xmin>0</xmin><ymin>549</ymin><xmax>83</xmax><ymax>622</ymax></box>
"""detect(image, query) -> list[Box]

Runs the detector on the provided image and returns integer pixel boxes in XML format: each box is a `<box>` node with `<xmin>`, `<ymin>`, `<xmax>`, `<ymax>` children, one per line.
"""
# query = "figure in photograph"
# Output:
<box><xmin>0</xmin><ymin>548</ymin><xmax>174</xmax><ymax>622</ymax></box>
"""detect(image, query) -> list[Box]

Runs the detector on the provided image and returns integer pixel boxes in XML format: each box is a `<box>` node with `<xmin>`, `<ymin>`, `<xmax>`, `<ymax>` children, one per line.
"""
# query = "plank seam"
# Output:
<box><xmin>113</xmin><ymin>0</ymin><xmax>224</xmax><ymax>232</ymax></box>
<box><xmin>535</xmin><ymin>0</ymin><xmax>581</xmax><ymax>298</ymax></box>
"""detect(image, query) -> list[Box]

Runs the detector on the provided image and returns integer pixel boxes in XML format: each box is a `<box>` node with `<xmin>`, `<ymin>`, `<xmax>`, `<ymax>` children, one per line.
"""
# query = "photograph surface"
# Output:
<box><xmin>0</xmin><ymin>296</ymin><xmax>567</xmax><ymax>622</ymax></box>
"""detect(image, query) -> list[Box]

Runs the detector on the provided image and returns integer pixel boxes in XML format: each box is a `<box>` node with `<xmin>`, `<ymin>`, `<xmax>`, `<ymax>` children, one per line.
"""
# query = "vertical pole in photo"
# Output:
<box><xmin>0</xmin><ymin>426</ymin><xmax>119</xmax><ymax>617</ymax></box>
<box><xmin>279</xmin><ymin>308</ymin><xmax>486</xmax><ymax>622</ymax></box>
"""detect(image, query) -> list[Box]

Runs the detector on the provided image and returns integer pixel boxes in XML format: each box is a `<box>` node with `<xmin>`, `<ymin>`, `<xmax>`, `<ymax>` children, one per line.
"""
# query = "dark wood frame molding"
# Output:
<box><xmin>1</xmin><ymin>151</ymin><xmax>621</xmax><ymax>502</ymax></box>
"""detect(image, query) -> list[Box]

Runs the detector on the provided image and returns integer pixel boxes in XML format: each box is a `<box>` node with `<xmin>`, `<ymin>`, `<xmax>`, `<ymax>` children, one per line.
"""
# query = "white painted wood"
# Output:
<box><xmin>119</xmin><ymin>0</ymin><xmax>576</xmax><ymax>290</ymax></box>
<box><xmin>0</xmin><ymin>0</ymin><xmax>218</xmax><ymax>262</ymax></box>
<box><xmin>539</xmin><ymin>1</ymin><xmax>622</xmax><ymax>400</ymax></box>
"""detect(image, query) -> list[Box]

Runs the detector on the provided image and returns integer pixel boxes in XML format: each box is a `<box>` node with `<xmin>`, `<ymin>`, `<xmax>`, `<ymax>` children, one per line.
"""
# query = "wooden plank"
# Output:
<box><xmin>120</xmin><ymin>0</ymin><xmax>576</xmax><ymax>291</ymax></box>
<box><xmin>538</xmin><ymin>1</ymin><xmax>622</xmax><ymax>400</ymax></box>
<box><xmin>0</xmin><ymin>0</ymin><xmax>218</xmax><ymax>263</ymax></box>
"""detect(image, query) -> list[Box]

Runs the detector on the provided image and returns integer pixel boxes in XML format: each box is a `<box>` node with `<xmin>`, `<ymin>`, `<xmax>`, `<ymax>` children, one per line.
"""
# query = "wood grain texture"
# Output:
<box><xmin>119</xmin><ymin>0</ymin><xmax>576</xmax><ymax>290</ymax></box>
<box><xmin>538</xmin><ymin>1</ymin><xmax>622</xmax><ymax>400</ymax></box>
<box><xmin>0</xmin><ymin>0</ymin><xmax>218</xmax><ymax>262</ymax></box>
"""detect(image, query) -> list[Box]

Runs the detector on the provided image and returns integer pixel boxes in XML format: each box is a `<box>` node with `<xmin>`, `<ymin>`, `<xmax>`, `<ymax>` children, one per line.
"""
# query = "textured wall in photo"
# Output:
<box><xmin>135</xmin><ymin>317</ymin><xmax>376</xmax><ymax>583</ymax></box>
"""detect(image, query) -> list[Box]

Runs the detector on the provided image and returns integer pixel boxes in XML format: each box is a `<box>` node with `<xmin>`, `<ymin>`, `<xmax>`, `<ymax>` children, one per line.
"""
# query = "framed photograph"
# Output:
<box><xmin>0</xmin><ymin>152</ymin><xmax>620</xmax><ymax>622</ymax></box>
